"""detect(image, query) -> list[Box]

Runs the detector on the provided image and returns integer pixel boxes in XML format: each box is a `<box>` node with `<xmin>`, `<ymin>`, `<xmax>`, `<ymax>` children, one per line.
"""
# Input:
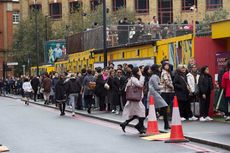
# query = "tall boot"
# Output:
<box><xmin>120</xmin><ymin>116</ymin><xmax>137</xmax><ymax>133</ymax></box>
<box><xmin>162</xmin><ymin>107</ymin><xmax>170</xmax><ymax>130</ymax></box>
<box><xmin>135</xmin><ymin>117</ymin><xmax>146</xmax><ymax>134</ymax></box>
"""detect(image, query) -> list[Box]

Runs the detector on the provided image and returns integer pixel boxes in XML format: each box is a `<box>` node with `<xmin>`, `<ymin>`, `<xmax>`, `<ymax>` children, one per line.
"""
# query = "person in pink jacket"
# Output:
<box><xmin>221</xmin><ymin>60</ymin><xmax>230</xmax><ymax>121</ymax></box>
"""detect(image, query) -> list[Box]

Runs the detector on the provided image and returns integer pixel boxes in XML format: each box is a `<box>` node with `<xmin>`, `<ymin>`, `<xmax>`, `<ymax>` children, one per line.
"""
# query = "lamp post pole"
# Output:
<box><xmin>35</xmin><ymin>0</ymin><xmax>39</xmax><ymax>76</ymax></box>
<box><xmin>193</xmin><ymin>5</ymin><xmax>197</xmax><ymax>37</ymax></box>
<box><xmin>103</xmin><ymin>0</ymin><xmax>107</xmax><ymax>68</ymax></box>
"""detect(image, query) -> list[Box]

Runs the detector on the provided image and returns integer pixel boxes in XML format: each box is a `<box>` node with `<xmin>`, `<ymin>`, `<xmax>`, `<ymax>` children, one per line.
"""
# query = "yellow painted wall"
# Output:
<box><xmin>212</xmin><ymin>20</ymin><xmax>230</xmax><ymax>39</ymax></box>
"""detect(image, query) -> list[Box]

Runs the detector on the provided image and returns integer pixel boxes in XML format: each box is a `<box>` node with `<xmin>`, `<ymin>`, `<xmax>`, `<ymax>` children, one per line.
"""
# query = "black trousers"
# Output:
<box><xmin>161</xmin><ymin>92</ymin><xmax>174</xmax><ymax>116</ymax></box>
<box><xmin>58</xmin><ymin>101</ymin><xmax>66</xmax><ymax>114</ymax></box>
<box><xmin>225</xmin><ymin>97</ymin><xmax>230</xmax><ymax>116</ymax></box>
<box><xmin>178</xmin><ymin>100</ymin><xmax>193</xmax><ymax>119</ymax></box>
<box><xmin>84</xmin><ymin>95</ymin><xmax>94</xmax><ymax>109</ymax></box>
<box><xmin>98</xmin><ymin>95</ymin><xmax>106</xmax><ymax>111</ymax></box>
<box><xmin>200</xmin><ymin>94</ymin><xmax>211</xmax><ymax>118</ymax></box>
<box><xmin>33</xmin><ymin>89</ymin><xmax>38</xmax><ymax>101</ymax></box>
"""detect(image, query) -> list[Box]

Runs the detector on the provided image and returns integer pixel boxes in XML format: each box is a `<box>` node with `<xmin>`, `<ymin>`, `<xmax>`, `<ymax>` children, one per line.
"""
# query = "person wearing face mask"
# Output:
<box><xmin>173</xmin><ymin>65</ymin><xmax>192</xmax><ymax>121</ymax></box>
<box><xmin>198</xmin><ymin>66</ymin><xmax>214</xmax><ymax>121</ymax></box>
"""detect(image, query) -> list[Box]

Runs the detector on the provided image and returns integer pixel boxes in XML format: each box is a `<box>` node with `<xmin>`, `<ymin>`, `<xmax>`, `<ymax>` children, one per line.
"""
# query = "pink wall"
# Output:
<box><xmin>194</xmin><ymin>36</ymin><xmax>227</xmax><ymax>116</ymax></box>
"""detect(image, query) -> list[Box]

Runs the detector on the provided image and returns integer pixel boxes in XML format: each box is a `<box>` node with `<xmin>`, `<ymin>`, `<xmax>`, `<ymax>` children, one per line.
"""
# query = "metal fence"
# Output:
<box><xmin>67</xmin><ymin>24</ymin><xmax>211</xmax><ymax>53</ymax></box>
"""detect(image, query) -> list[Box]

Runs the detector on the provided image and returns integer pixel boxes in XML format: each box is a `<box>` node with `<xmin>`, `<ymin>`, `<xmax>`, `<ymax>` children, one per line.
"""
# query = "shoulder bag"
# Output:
<box><xmin>126</xmin><ymin>79</ymin><xmax>142</xmax><ymax>102</ymax></box>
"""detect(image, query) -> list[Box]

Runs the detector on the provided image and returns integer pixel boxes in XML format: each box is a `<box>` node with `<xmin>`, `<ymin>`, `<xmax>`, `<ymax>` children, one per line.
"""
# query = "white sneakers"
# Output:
<box><xmin>189</xmin><ymin>116</ymin><xmax>198</xmax><ymax>121</ymax></box>
<box><xmin>181</xmin><ymin>117</ymin><xmax>186</xmax><ymax>121</ymax></box>
<box><xmin>225</xmin><ymin>116</ymin><xmax>230</xmax><ymax>121</ymax></box>
<box><xmin>199</xmin><ymin>116</ymin><xmax>213</xmax><ymax>122</ymax></box>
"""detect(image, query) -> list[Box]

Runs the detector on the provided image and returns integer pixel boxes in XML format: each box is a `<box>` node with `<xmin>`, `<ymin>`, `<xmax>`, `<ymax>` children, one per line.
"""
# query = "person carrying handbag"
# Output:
<box><xmin>120</xmin><ymin>67</ymin><xmax>146</xmax><ymax>134</ymax></box>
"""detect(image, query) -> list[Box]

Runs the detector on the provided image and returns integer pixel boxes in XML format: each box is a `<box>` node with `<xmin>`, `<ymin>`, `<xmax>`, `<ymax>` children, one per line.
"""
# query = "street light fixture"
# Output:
<box><xmin>102</xmin><ymin>0</ymin><xmax>107</xmax><ymax>68</ymax></box>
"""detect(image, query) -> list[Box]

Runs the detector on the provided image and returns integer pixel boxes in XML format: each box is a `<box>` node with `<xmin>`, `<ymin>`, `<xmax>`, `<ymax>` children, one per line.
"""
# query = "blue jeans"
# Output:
<box><xmin>69</xmin><ymin>93</ymin><xmax>79</xmax><ymax>113</ymax></box>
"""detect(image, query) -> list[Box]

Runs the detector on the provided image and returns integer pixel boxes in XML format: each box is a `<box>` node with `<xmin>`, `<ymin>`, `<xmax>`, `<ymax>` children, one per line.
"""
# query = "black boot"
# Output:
<box><xmin>135</xmin><ymin>117</ymin><xmax>146</xmax><ymax>134</ymax></box>
<box><xmin>120</xmin><ymin>121</ymin><xmax>128</xmax><ymax>133</ymax></box>
<box><xmin>162</xmin><ymin>107</ymin><xmax>171</xmax><ymax>130</ymax></box>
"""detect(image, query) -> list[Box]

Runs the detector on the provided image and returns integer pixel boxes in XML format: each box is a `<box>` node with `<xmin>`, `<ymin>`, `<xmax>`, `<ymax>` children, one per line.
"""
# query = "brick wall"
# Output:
<box><xmin>20</xmin><ymin>0</ymin><xmax>230</xmax><ymax>26</ymax></box>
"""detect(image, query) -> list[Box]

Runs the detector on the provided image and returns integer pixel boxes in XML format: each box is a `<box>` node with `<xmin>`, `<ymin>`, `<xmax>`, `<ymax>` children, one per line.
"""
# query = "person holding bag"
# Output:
<box><xmin>120</xmin><ymin>67</ymin><xmax>146</xmax><ymax>134</ymax></box>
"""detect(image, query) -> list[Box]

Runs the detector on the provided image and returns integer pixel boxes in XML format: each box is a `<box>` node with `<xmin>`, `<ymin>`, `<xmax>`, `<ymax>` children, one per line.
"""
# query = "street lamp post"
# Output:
<box><xmin>35</xmin><ymin>0</ymin><xmax>39</xmax><ymax>76</ymax></box>
<box><xmin>191</xmin><ymin>5</ymin><xmax>197</xmax><ymax>37</ymax></box>
<box><xmin>102</xmin><ymin>0</ymin><xmax>107</xmax><ymax>68</ymax></box>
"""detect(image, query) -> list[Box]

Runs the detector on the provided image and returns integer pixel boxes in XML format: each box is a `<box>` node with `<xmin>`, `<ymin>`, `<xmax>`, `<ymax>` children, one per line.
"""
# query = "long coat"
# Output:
<box><xmin>55</xmin><ymin>79</ymin><xmax>66</xmax><ymax>102</ymax></box>
<box><xmin>122</xmin><ymin>76</ymin><xmax>145</xmax><ymax>120</ymax></box>
<box><xmin>173</xmin><ymin>73</ymin><xmax>190</xmax><ymax>102</ymax></box>
<box><xmin>108</xmin><ymin>76</ymin><xmax>120</xmax><ymax>106</ymax></box>
<box><xmin>148</xmin><ymin>74</ymin><xmax>168</xmax><ymax>109</ymax></box>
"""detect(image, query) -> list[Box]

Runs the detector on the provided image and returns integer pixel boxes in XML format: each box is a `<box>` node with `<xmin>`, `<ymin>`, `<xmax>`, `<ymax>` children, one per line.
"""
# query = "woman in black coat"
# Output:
<box><xmin>108</xmin><ymin>69</ymin><xmax>120</xmax><ymax>114</ymax></box>
<box><xmin>198</xmin><ymin>66</ymin><xmax>214</xmax><ymax>121</ymax></box>
<box><xmin>55</xmin><ymin>74</ymin><xmax>67</xmax><ymax>116</ymax></box>
<box><xmin>95</xmin><ymin>69</ymin><xmax>107</xmax><ymax>111</ymax></box>
<box><xmin>173</xmin><ymin>65</ymin><xmax>192</xmax><ymax>121</ymax></box>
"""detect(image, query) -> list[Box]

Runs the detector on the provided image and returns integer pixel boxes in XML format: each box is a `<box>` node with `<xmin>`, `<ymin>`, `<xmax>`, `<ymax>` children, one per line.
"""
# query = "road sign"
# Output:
<box><xmin>7</xmin><ymin>62</ymin><xmax>18</xmax><ymax>66</ymax></box>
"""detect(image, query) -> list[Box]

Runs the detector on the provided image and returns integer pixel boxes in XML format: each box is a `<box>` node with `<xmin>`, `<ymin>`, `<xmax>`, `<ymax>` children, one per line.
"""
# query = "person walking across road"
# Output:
<box><xmin>42</xmin><ymin>73</ymin><xmax>52</xmax><ymax>105</ymax></box>
<box><xmin>55</xmin><ymin>74</ymin><xmax>67</xmax><ymax>116</ymax></box>
<box><xmin>120</xmin><ymin>67</ymin><xmax>146</xmax><ymax>134</ymax></box>
<box><xmin>31</xmin><ymin>76</ymin><xmax>40</xmax><ymax>102</ymax></box>
<box><xmin>148</xmin><ymin>64</ymin><xmax>170</xmax><ymax>130</ymax></box>
<box><xmin>22</xmin><ymin>78</ymin><xmax>33</xmax><ymax>105</ymax></box>
<box><xmin>66</xmin><ymin>74</ymin><xmax>81</xmax><ymax>116</ymax></box>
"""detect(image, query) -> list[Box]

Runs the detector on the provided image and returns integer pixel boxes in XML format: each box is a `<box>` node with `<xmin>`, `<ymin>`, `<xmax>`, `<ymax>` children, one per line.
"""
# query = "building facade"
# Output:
<box><xmin>20</xmin><ymin>0</ymin><xmax>230</xmax><ymax>24</ymax></box>
<box><xmin>0</xmin><ymin>0</ymin><xmax>20</xmax><ymax>78</ymax></box>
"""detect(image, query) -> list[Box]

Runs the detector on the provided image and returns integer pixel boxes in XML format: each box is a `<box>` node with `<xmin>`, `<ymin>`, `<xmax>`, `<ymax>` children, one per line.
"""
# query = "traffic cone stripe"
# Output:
<box><xmin>171</xmin><ymin>108</ymin><xmax>182</xmax><ymax>125</ymax></box>
<box><xmin>148</xmin><ymin>105</ymin><xmax>157</xmax><ymax>121</ymax></box>
<box><xmin>146</xmin><ymin>95</ymin><xmax>159</xmax><ymax>135</ymax></box>
<box><xmin>165</xmin><ymin>96</ymin><xmax>189</xmax><ymax>143</ymax></box>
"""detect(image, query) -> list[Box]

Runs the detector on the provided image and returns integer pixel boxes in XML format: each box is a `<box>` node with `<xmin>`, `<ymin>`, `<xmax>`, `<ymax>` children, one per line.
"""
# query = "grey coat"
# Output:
<box><xmin>147</xmin><ymin>74</ymin><xmax>168</xmax><ymax>109</ymax></box>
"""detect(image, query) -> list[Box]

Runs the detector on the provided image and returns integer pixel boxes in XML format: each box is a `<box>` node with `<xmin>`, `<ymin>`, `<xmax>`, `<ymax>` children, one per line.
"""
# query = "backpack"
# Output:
<box><xmin>86</xmin><ymin>76</ymin><xmax>96</xmax><ymax>90</ymax></box>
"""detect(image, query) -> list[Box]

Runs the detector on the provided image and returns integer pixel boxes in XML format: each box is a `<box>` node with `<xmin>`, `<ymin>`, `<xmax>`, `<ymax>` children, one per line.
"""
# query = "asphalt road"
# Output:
<box><xmin>0</xmin><ymin>97</ymin><xmax>228</xmax><ymax>153</ymax></box>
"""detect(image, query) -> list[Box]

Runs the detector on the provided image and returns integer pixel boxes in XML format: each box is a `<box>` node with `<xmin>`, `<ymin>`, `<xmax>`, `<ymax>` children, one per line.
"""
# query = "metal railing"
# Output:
<box><xmin>67</xmin><ymin>24</ymin><xmax>211</xmax><ymax>53</ymax></box>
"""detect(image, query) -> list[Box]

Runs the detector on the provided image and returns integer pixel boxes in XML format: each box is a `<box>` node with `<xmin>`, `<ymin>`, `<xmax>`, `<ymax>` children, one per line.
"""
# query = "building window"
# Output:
<box><xmin>158</xmin><ymin>0</ymin><xmax>173</xmax><ymax>24</ymax></box>
<box><xmin>206</xmin><ymin>0</ymin><xmax>222</xmax><ymax>10</ymax></box>
<box><xmin>29</xmin><ymin>4</ymin><xmax>42</xmax><ymax>12</ymax></box>
<box><xmin>135</xmin><ymin>0</ymin><xmax>149</xmax><ymax>14</ymax></box>
<box><xmin>49</xmin><ymin>3</ymin><xmax>62</xmax><ymax>19</ymax></box>
<box><xmin>90</xmin><ymin>0</ymin><xmax>102</xmax><ymax>11</ymax></box>
<box><xmin>113</xmin><ymin>0</ymin><xmax>126</xmax><ymax>11</ymax></box>
<box><xmin>69</xmin><ymin>1</ymin><xmax>82</xmax><ymax>13</ymax></box>
<box><xmin>182</xmin><ymin>0</ymin><xmax>197</xmax><ymax>11</ymax></box>
<box><xmin>12</xmin><ymin>11</ymin><xmax>20</xmax><ymax>24</ymax></box>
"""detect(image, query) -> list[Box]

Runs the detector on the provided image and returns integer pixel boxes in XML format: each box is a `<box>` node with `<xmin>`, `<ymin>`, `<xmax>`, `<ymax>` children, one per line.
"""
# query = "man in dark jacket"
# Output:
<box><xmin>117</xmin><ymin>68</ymin><xmax>127</xmax><ymax>110</ymax></box>
<box><xmin>52</xmin><ymin>73</ymin><xmax>59</xmax><ymax>105</ymax></box>
<box><xmin>55</xmin><ymin>74</ymin><xmax>67</xmax><ymax>116</ymax></box>
<box><xmin>31</xmin><ymin>76</ymin><xmax>40</xmax><ymax>101</ymax></box>
<box><xmin>66</xmin><ymin>74</ymin><xmax>81</xmax><ymax>116</ymax></box>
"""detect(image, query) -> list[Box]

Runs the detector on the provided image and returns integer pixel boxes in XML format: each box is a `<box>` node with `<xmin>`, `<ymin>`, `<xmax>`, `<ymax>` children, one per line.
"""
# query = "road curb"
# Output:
<box><xmin>5</xmin><ymin>95</ymin><xmax>230</xmax><ymax>151</ymax></box>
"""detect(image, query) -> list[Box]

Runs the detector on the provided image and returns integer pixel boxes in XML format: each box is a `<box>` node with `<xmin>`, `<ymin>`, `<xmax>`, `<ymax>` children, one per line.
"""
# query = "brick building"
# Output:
<box><xmin>0</xmin><ymin>0</ymin><xmax>20</xmax><ymax>78</ymax></box>
<box><xmin>20</xmin><ymin>0</ymin><xmax>230</xmax><ymax>24</ymax></box>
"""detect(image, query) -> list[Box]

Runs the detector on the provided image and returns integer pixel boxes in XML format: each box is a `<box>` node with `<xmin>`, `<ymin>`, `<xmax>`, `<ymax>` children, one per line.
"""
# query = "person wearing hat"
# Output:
<box><xmin>65</xmin><ymin>74</ymin><xmax>81</xmax><ymax>116</ymax></box>
<box><xmin>148</xmin><ymin>64</ymin><xmax>170</xmax><ymax>130</ymax></box>
<box><xmin>160</xmin><ymin>60</ymin><xmax>174</xmax><ymax>116</ymax></box>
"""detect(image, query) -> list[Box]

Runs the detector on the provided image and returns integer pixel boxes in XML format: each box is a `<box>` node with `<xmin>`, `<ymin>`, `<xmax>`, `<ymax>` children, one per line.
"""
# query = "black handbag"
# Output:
<box><xmin>126</xmin><ymin>80</ymin><xmax>142</xmax><ymax>102</ymax></box>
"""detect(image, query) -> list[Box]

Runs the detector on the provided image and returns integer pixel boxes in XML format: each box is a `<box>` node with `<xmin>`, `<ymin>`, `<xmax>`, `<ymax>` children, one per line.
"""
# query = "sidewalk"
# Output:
<box><xmin>6</xmin><ymin>94</ymin><xmax>230</xmax><ymax>151</ymax></box>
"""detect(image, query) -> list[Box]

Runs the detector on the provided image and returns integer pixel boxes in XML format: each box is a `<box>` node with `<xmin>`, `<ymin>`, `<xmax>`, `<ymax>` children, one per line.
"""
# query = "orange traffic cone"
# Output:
<box><xmin>146</xmin><ymin>95</ymin><xmax>159</xmax><ymax>135</ymax></box>
<box><xmin>165</xmin><ymin>96</ymin><xmax>189</xmax><ymax>143</ymax></box>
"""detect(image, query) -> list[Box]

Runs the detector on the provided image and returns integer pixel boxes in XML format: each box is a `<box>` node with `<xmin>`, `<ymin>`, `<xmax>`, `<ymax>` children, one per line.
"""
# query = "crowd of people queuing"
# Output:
<box><xmin>1</xmin><ymin>57</ymin><xmax>230</xmax><ymax>134</ymax></box>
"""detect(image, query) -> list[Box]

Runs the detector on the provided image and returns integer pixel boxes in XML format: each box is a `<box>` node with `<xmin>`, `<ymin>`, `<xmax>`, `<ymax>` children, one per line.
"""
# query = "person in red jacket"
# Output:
<box><xmin>221</xmin><ymin>60</ymin><xmax>230</xmax><ymax>121</ymax></box>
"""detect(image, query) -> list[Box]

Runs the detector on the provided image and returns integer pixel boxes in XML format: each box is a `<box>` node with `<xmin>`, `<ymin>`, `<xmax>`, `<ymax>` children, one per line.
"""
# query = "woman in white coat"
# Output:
<box><xmin>120</xmin><ymin>67</ymin><xmax>146</xmax><ymax>134</ymax></box>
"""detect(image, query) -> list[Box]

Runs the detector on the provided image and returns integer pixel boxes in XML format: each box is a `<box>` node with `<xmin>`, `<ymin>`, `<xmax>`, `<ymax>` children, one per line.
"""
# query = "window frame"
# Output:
<box><xmin>69</xmin><ymin>1</ymin><xmax>82</xmax><ymax>14</ymax></box>
<box><xmin>112</xmin><ymin>0</ymin><xmax>126</xmax><ymax>12</ymax></box>
<box><xmin>181</xmin><ymin>0</ymin><xmax>197</xmax><ymax>11</ymax></box>
<box><xmin>206</xmin><ymin>0</ymin><xmax>223</xmax><ymax>10</ymax></box>
<box><xmin>135</xmin><ymin>0</ymin><xmax>149</xmax><ymax>14</ymax></box>
<box><xmin>90</xmin><ymin>0</ymin><xmax>102</xmax><ymax>11</ymax></box>
<box><xmin>12</xmin><ymin>10</ymin><xmax>20</xmax><ymax>24</ymax></box>
<box><xmin>49</xmin><ymin>3</ymin><xmax>62</xmax><ymax>19</ymax></box>
<box><xmin>29</xmin><ymin>4</ymin><xmax>42</xmax><ymax>12</ymax></box>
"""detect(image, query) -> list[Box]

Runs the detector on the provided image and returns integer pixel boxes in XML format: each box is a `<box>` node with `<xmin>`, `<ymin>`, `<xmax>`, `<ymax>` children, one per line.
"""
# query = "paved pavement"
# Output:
<box><xmin>4</xmin><ymin>94</ymin><xmax>230</xmax><ymax>151</ymax></box>
<box><xmin>2</xmin><ymin>97</ymin><xmax>229</xmax><ymax>153</ymax></box>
